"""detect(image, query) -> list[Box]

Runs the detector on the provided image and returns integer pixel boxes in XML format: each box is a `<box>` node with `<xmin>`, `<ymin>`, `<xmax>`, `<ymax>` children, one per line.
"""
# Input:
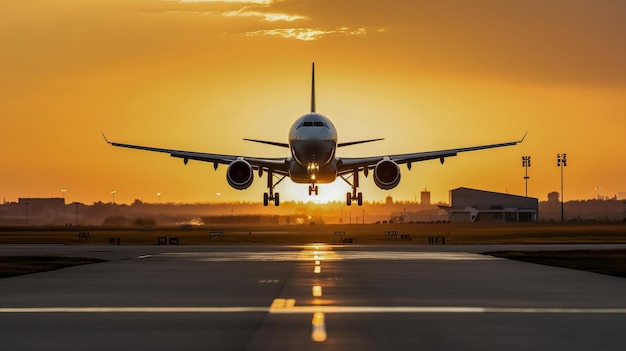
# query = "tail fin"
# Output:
<box><xmin>310</xmin><ymin>62</ymin><xmax>316</xmax><ymax>113</ymax></box>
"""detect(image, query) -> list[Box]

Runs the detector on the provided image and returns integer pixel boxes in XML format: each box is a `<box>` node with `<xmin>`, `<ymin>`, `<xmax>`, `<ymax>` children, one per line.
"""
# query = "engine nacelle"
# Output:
<box><xmin>373</xmin><ymin>159</ymin><xmax>401</xmax><ymax>190</ymax></box>
<box><xmin>226</xmin><ymin>159</ymin><xmax>253</xmax><ymax>190</ymax></box>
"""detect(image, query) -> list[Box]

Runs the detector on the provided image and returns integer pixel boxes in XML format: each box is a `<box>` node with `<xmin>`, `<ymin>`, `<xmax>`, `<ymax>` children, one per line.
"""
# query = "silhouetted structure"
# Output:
<box><xmin>420</xmin><ymin>189</ymin><xmax>431</xmax><ymax>206</ymax></box>
<box><xmin>444</xmin><ymin>188</ymin><xmax>538</xmax><ymax>222</ymax></box>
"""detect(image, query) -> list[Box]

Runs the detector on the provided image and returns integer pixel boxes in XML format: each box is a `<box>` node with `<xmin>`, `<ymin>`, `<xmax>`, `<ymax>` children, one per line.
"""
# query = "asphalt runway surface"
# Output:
<box><xmin>2</xmin><ymin>244</ymin><xmax>626</xmax><ymax>350</ymax></box>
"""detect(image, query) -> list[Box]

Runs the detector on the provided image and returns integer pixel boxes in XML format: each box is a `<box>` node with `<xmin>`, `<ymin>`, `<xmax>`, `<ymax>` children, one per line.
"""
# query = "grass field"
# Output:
<box><xmin>486</xmin><ymin>249</ymin><xmax>626</xmax><ymax>278</ymax></box>
<box><xmin>0</xmin><ymin>256</ymin><xmax>106</xmax><ymax>278</ymax></box>
<box><xmin>1</xmin><ymin>222</ymin><xmax>625</xmax><ymax>245</ymax></box>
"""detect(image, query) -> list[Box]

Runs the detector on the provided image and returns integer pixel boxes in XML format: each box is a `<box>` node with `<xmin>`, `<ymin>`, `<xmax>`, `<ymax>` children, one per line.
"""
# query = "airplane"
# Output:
<box><xmin>104</xmin><ymin>63</ymin><xmax>525</xmax><ymax>206</ymax></box>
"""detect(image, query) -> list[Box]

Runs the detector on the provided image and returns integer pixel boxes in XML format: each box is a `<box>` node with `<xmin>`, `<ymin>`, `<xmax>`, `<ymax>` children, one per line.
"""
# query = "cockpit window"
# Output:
<box><xmin>297</xmin><ymin>120</ymin><xmax>328</xmax><ymax>129</ymax></box>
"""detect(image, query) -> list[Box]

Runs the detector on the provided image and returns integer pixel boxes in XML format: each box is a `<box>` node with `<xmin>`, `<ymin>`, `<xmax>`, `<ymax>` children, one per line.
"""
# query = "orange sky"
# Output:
<box><xmin>1</xmin><ymin>0</ymin><xmax>625</xmax><ymax>205</ymax></box>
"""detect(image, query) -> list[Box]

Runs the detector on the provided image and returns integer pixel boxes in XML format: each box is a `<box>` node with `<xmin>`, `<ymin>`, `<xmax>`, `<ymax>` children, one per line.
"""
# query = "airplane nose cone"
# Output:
<box><xmin>293</xmin><ymin>140</ymin><xmax>335</xmax><ymax>165</ymax></box>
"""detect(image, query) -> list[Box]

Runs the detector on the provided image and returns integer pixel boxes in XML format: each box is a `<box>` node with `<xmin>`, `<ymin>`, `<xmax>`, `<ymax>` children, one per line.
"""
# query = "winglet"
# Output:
<box><xmin>310</xmin><ymin>62</ymin><xmax>316</xmax><ymax>113</ymax></box>
<box><xmin>101</xmin><ymin>132</ymin><xmax>111</xmax><ymax>144</ymax></box>
<box><xmin>518</xmin><ymin>131</ymin><xmax>528</xmax><ymax>143</ymax></box>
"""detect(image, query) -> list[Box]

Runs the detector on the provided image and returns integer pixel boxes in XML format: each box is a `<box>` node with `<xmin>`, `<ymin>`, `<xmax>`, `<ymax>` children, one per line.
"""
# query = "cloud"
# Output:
<box><xmin>222</xmin><ymin>9</ymin><xmax>305</xmax><ymax>22</ymax></box>
<box><xmin>245</xmin><ymin>27</ymin><xmax>366</xmax><ymax>41</ymax></box>
<box><xmin>168</xmin><ymin>0</ymin><xmax>273</xmax><ymax>4</ymax></box>
<box><xmin>158</xmin><ymin>0</ymin><xmax>373</xmax><ymax>40</ymax></box>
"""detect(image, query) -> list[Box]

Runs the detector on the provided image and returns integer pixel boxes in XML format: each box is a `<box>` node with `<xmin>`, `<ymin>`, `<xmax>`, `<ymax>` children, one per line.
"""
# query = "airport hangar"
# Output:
<box><xmin>442</xmin><ymin>187</ymin><xmax>538</xmax><ymax>222</ymax></box>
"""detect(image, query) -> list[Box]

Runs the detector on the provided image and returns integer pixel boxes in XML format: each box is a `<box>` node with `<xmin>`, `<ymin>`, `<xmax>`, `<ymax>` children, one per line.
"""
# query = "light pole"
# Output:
<box><xmin>157</xmin><ymin>192</ymin><xmax>161</xmax><ymax>203</ymax></box>
<box><xmin>557</xmin><ymin>153</ymin><xmax>567</xmax><ymax>222</ymax></box>
<box><xmin>522</xmin><ymin>156</ymin><xmax>531</xmax><ymax>197</ymax></box>
<box><xmin>111</xmin><ymin>190</ymin><xmax>116</xmax><ymax>204</ymax></box>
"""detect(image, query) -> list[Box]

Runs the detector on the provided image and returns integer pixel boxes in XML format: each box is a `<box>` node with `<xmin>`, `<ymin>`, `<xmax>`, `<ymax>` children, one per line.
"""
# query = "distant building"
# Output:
<box><xmin>420</xmin><ymin>189</ymin><xmax>431</xmax><ymax>206</ymax></box>
<box><xmin>18</xmin><ymin>198</ymin><xmax>65</xmax><ymax>207</ymax></box>
<box><xmin>385</xmin><ymin>195</ymin><xmax>393</xmax><ymax>205</ymax></box>
<box><xmin>547</xmin><ymin>191</ymin><xmax>559</xmax><ymax>203</ymax></box>
<box><xmin>444</xmin><ymin>188</ymin><xmax>538</xmax><ymax>222</ymax></box>
<box><xmin>2</xmin><ymin>198</ymin><xmax>67</xmax><ymax>225</ymax></box>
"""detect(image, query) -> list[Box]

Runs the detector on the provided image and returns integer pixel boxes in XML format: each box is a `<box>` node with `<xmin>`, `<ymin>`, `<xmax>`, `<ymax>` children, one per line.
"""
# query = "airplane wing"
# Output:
<box><xmin>102</xmin><ymin>134</ymin><xmax>290</xmax><ymax>175</ymax></box>
<box><xmin>243</xmin><ymin>139</ymin><xmax>289</xmax><ymax>148</ymax></box>
<box><xmin>337</xmin><ymin>133</ymin><xmax>526</xmax><ymax>174</ymax></box>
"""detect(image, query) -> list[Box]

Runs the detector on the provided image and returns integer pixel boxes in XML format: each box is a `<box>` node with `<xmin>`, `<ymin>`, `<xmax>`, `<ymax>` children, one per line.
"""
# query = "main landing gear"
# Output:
<box><xmin>341</xmin><ymin>168</ymin><xmax>363</xmax><ymax>206</ymax></box>
<box><xmin>308</xmin><ymin>184</ymin><xmax>319</xmax><ymax>196</ymax></box>
<box><xmin>263</xmin><ymin>169</ymin><xmax>286</xmax><ymax>206</ymax></box>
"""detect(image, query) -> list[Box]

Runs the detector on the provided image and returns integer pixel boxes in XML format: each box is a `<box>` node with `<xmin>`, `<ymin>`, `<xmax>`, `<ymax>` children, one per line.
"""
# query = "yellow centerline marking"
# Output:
<box><xmin>311</xmin><ymin>312</ymin><xmax>327</xmax><ymax>342</ymax></box>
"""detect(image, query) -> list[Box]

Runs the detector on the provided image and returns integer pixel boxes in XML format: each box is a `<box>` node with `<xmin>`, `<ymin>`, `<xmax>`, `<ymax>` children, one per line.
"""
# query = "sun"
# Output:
<box><xmin>280</xmin><ymin>180</ymin><xmax>352</xmax><ymax>204</ymax></box>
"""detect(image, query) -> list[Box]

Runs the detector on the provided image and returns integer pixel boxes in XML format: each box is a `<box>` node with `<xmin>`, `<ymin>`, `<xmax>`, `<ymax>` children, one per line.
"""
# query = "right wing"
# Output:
<box><xmin>102</xmin><ymin>134</ymin><xmax>290</xmax><ymax>175</ymax></box>
<box><xmin>337</xmin><ymin>133</ymin><xmax>526</xmax><ymax>174</ymax></box>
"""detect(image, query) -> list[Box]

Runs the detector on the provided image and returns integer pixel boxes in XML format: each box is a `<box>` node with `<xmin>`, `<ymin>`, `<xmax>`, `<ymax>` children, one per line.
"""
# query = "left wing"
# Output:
<box><xmin>337</xmin><ymin>133</ymin><xmax>526</xmax><ymax>174</ymax></box>
<box><xmin>102</xmin><ymin>134</ymin><xmax>290</xmax><ymax>175</ymax></box>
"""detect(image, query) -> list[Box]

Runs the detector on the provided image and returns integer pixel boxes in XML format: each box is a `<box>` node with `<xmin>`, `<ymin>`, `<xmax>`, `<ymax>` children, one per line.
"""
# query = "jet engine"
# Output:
<box><xmin>227</xmin><ymin>159</ymin><xmax>253</xmax><ymax>190</ymax></box>
<box><xmin>373</xmin><ymin>159</ymin><xmax>401</xmax><ymax>190</ymax></box>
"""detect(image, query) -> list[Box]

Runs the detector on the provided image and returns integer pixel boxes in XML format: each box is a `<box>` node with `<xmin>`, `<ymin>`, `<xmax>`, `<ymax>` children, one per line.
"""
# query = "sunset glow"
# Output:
<box><xmin>1</xmin><ymin>0</ymin><xmax>624</xmax><ymax>205</ymax></box>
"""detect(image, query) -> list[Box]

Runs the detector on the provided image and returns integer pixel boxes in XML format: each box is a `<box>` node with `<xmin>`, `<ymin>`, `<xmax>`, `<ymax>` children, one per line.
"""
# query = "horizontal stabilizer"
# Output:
<box><xmin>338</xmin><ymin>138</ymin><xmax>384</xmax><ymax>148</ymax></box>
<box><xmin>243</xmin><ymin>138</ymin><xmax>289</xmax><ymax>148</ymax></box>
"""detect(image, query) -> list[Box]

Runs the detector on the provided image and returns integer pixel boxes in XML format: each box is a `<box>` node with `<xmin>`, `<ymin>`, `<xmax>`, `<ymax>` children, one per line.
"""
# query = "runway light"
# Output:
<box><xmin>312</xmin><ymin>285</ymin><xmax>323</xmax><ymax>297</ymax></box>
<box><xmin>311</xmin><ymin>312</ymin><xmax>327</xmax><ymax>342</ymax></box>
<box><xmin>314</xmin><ymin>266</ymin><xmax>321</xmax><ymax>274</ymax></box>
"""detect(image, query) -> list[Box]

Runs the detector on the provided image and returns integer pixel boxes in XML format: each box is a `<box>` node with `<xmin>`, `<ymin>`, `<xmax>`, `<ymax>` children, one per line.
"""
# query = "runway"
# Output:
<box><xmin>2</xmin><ymin>244</ymin><xmax>626</xmax><ymax>350</ymax></box>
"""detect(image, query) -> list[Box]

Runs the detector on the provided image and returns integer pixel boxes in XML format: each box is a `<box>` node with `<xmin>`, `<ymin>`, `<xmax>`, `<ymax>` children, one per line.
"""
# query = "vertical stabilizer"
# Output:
<box><xmin>311</xmin><ymin>62</ymin><xmax>316</xmax><ymax>113</ymax></box>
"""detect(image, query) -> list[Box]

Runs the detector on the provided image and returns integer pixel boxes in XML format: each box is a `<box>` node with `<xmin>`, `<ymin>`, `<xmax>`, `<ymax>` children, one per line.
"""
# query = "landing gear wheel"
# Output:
<box><xmin>357</xmin><ymin>192</ymin><xmax>363</xmax><ymax>206</ymax></box>
<box><xmin>314</xmin><ymin>186</ymin><xmax>318</xmax><ymax>195</ymax></box>
<box><xmin>263</xmin><ymin>193</ymin><xmax>269</xmax><ymax>206</ymax></box>
<box><xmin>346</xmin><ymin>192</ymin><xmax>352</xmax><ymax>206</ymax></box>
<box><xmin>274</xmin><ymin>193</ymin><xmax>280</xmax><ymax>206</ymax></box>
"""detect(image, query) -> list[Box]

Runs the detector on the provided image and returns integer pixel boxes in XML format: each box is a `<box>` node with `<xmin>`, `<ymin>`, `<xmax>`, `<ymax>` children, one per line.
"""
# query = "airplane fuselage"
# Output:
<box><xmin>288</xmin><ymin>113</ymin><xmax>338</xmax><ymax>184</ymax></box>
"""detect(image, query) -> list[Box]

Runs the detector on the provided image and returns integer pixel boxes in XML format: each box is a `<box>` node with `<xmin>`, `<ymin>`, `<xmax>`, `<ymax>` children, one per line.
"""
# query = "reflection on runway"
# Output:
<box><xmin>160</xmin><ymin>249</ymin><xmax>499</xmax><ymax>262</ymax></box>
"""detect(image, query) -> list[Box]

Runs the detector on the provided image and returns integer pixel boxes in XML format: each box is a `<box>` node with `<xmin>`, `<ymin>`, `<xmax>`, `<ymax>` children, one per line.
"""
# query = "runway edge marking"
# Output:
<box><xmin>3</xmin><ymin>306</ymin><xmax>626</xmax><ymax>314</ymax></box>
